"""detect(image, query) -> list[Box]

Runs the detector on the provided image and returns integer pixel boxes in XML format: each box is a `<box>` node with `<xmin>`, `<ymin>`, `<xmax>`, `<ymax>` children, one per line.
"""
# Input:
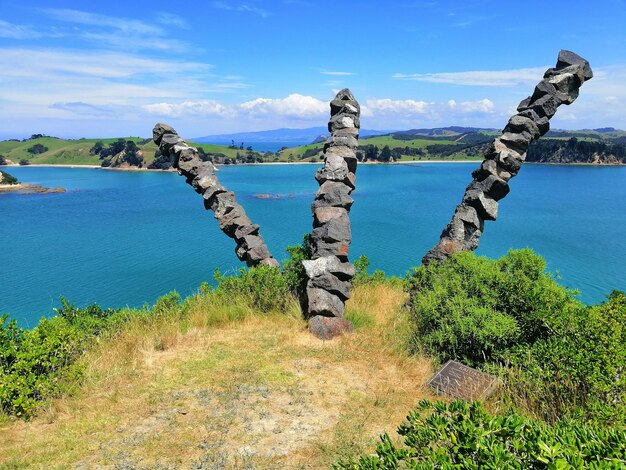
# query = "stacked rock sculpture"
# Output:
<box><xmin>303</xmin><ymin>89</ymin><xmax>360</xmax><ymax>337</ymax></box>
<box><xmin>423</xmin><ymin>50</ymin><xmax>593</xmax><ymax>265</ymax></box>
<box><xmin>152</xmin><ymin>123</ymin><xmax>279</xmax><ymax>268</ymax></box>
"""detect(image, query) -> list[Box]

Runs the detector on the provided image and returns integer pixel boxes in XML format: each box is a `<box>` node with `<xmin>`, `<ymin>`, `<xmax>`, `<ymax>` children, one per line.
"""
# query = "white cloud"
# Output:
<box><xmin>211</xmin><ymin>2</ymin><xmax>271</xmax><ymax>18</ymax></box>
<box><xmin>239</xmin><ymin>94</ymin><xmax>327</xmax><ymax>117</ymax></box>
<box><xmin>320</xmin><ymin>71</ymin><xmax>355</xmax><ymax>76</ymax></box>
<box><xmin>0</xmin><ymin>19</ymin><xmax>42</xmax><ymax>39</ymax></box>
<box><xmin>155</xmin><ymin>12</ymin><xmax>190</xmax><ymax>29</ymax></box>
<box><xmin>456</xmin><ymin>98</ymin><xmax>495</xmax><ymax>113</ymax></box>
<box><xmin>41</xmin><ymin>8</ymin><xmax>185</xmax><ymax>51</ymax></box>
<box><xmin>44</xmin><ymin>9</ymin><xmax>161</xmax><ymax>35</ymax></box>
<box><xmin>392</xmin><ymin>66</ymin><xmax>548</xmax><ymax>87</ymax></box>
<box><xmin>364</xmin><ymin>99</ymin><xmax>433</xmax><ymax>116</ymax></box>
<box><xmin>143</xmin><ymin>100</ymin><xmax>228</xmax><ymax>118</ymax></box>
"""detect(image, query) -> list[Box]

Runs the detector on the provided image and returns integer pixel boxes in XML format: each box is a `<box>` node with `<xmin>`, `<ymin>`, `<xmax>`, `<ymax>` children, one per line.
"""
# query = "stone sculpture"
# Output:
<box><xmin>423</xmin><ymin>50</ymin><xmax>593</xmax><ymax>265</ymax></box>
<box><xmin>152</xmin><ymin>123</ymin><xmax>279</xmax><ymax>268</ymax></box>
<box><xmin>302</xmin><ymin>89</ymin><xmax>360</xmax><ymax>337</ymax></box>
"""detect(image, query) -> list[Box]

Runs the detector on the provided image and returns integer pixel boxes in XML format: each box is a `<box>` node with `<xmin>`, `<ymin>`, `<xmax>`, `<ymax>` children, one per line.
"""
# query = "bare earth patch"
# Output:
<box><xmin>0</xmin><ymin>284</ymin><xmax>435</xmax><ymax>469</ymax></box>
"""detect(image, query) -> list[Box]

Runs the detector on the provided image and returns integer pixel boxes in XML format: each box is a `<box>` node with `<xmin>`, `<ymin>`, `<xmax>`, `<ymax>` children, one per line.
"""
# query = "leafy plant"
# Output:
<box><xmin>214</xmin><ymin>264</ymin><xmax>292</xmax><ymax>313</ymax></box>
<box><xmin>405</xmin><ymin>249</ymin><xmax>580</xmax><ymax>365</ymax></box>
<box><xmin>336</xmin><ymin>400</ymin><xmax>626</xmax><ymax>469</ymax></box>
<box><xmin>406</xmin><ymin>250</ymin><xmax>626</xmax><ymax>424</ymax></box>
<box><xmin>282</xmin><ymin>234</ymin><xmax>312</xmax><ymax>299</ymax></box>
<box><xmin>0</xmin><ymin>300</ymin><xmax>118</xmax><ymax>417</ymax></box>
<box><xmin>353</xmin><ymin>255</ymin><xmax>390</xmax><ymax>286</ymax></box>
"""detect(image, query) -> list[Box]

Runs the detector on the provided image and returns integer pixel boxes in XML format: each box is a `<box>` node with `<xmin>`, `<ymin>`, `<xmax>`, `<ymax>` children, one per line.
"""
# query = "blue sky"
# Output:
<box><xmin>1</xmin><ymin>0</ymin><xmax>626</xmax><ymax>138</ymax></box>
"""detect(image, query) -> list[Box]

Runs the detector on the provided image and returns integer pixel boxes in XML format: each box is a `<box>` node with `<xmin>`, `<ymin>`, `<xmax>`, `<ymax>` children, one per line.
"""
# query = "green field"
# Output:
<box><xmin>276</xmin><ymin>134</ymin><xmax>479</xmax><ymax>162</ymax></box>
<box><xmin>0</xmin><ymin>137</ymin><xmax>241</xmax><ymax>166</ymax></box>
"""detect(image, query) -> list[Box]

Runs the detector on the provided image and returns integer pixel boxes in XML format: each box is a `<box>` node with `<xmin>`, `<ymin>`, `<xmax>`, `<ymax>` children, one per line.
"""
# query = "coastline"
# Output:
<box><xmin>3</xmin><ymin>160</ymin><xmax>624</xmax><ymax>174</ymax></box>
<box><xmin>0</xmin><ymin>183</ymin><xmax>66</xmax><ymax>194</ymax></box>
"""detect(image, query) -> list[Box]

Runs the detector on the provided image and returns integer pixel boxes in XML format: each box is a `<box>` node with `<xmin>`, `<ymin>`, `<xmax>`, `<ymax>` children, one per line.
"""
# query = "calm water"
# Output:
<box><xmin>2</xmin><ymin>164</ymin><xmax>626</xmax><ymax>326</ymax></box>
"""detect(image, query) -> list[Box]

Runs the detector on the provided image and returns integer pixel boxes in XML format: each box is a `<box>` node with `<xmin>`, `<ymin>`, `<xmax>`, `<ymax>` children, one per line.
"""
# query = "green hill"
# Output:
<box><xmin>2</xmin><ymin>127</ymin><xmax>626</xmax><ymax>167</ymax></box>
<box><xmin>277</xmin><ymin>128</ymin><xmax>626</xmax><ymax>164</ymax></box>
<box><xmin>0</xmin><ymin>137</ymin><xmax>242</xmax><ymax>167</ymax></box>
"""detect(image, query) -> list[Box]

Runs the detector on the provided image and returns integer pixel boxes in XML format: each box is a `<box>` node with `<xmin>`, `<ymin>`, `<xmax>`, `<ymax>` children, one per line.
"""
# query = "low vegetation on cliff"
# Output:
<box><xmin>0</xmin><ymin>170</ymin><xmax>18</xmax><ymax>185</ymax></box>
<box><xmin>1</xmin><ymin>250</ymin><xmax>624</xmax><ymax>468</ymax></box>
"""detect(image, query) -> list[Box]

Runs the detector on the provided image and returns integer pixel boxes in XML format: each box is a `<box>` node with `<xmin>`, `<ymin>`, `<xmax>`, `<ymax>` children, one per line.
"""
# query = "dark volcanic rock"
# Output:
<box><xmin>303</xmin><ymin>89</ymin><xmax>361</xmax><ymax>327</ymax></box>
<box><xmin>423</xmin><ymin>50</ymin><xmax>593</xmax><ymax>265</ymax></box>
<box><xmin>308</xmin><ymin>315</ymin><xmax>353</xmax><ymax>340</ymax></box>
<box><xmin>152</xmin><ymin>123</ymin><xmax>278</xmax><ymax>268</ymax></box>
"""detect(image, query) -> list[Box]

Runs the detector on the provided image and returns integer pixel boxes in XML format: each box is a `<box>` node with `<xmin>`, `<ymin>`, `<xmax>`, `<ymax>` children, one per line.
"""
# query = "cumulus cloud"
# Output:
<box><xmin>448</xmin><ymin>98</ymin><xmax>495</xmax><ymax>113</ymax></box>
<box><xmin>143</xmin><ymin>100</ymin><xmax>228</xmax><ymax>117</ymax></box>
<box><xmin>363</xmin><ymin>99</ymin><xmax>433</xmax><ymax>116</ymax></box>
<box><xmin>393</xmin><ymin>67</ymin><xmax>547</xmax><ymax>87</ymax></box>
<box><xmin>239</xmin><ymin>94</ymin><xmax>327</xmax><ymax>117</ymax></box>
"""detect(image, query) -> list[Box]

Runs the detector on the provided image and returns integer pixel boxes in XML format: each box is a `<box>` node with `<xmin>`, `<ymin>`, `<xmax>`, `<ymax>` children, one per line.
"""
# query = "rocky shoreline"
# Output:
<box><xmin>0</xmin><ymin>183</ymin><xmax>66</xmax><ymax>195</ymax></box>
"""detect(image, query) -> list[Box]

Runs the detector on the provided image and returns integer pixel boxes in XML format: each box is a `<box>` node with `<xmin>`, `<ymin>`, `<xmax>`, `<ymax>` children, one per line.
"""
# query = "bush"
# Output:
<box><xmin>0</xmin><ymin>299</ymin><xmax>118</xmax><ymax>417</ymax></box>
<box><xmin>336</xmin><ymin>400</ymin><xmax>626</xmax><ymax>469</ymax></box>
<box><xmin>27</xmin><ymin>144</ymin><xmax>48</xmax><ymax>155</ymax></box>
<box><xmin>282</xmin><ymin>234</ymin><xmax>312</xmax><ymax>300</ymax></box>
<box><xmin>18</xmin><ymin>159</ymin><xmax>30</xmax><ymax>166</ymax></box>
<box><xmin>406</xmin><ymin>250</ymin><xmax>626</xmax><ymax>424</ymax></box>
<box><xmin>0</xmin><ymin>170</ymin><xmax>18</xmax><ymax>185</ymax></box>
<box><xmin>353</xmin><ymin>255</ymin><xmax>388</xmax><ymax>286</ymax></box>
<box><xmin>405</xmin><ymin>249</ymin><xmax>580</xmax><ymax>365</ymax></box>
<box><xmin>503</xmin><ymin>290</ymin><xmax>626</xmax><ymax>425</ymax></box>
<box><xmin>214</xmin><ymin>264</ymin><xmax>292</xmax><ymax>313</ymax></box>
<box><xmin>0</xmin><ymin>155</ymin><xmax>7</xmax><ymax>165</ymax></box>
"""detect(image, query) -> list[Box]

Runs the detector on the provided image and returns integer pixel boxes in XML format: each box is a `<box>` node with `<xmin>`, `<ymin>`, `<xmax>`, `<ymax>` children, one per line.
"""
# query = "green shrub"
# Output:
<box><xmin>336</xmin><ymin>400</ymin><xmax>626</xmax><ymax>469</ymax></box>
<box><xmin>353</xmin><ymin>255</ymin><xmax>396</xmax><ymax>287</ymax></box>
<box><xmin>282</xmin><ymin>234</ymin><xmax>312</xmax><ymax>299</ymax></box>
<box><xmin>0</xmin><ymin>170</ymin><xmax>18</xmax><ymax>185</ymax></box>
<box><xmin>0</xmin><ymin>300</ymin><xmax>118</xmax><ymax>417</ymax></box>
<box><xmin>503</xmin><ymin>290</ymin><xmax>626</xmax><ymax>425</ymax></box>
<box><xmin>151</xmin><ymin>291</ymin><xmax>181</xmax><ymax>317</ymax></box>
<box><xmin>27</xmin><ymin>143</ymin><xmax>48</xmax><ymax>155</ymax></box>
<box><xmin>405</xmin><ymin>249</ymin><xmax>580</xmax><ymax>365</ymax></box>
<box><xmin>406</xmin><ymin>250</ymin><xmax>626</xmax><ymax>424</ymax></box>
<box><xmin>214</xmin><ymin>264</ymin><xmax>292</xmax><ymax>313</ymax></box>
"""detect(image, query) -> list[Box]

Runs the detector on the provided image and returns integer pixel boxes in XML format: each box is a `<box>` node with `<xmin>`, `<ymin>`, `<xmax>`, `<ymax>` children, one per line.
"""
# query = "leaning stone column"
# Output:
<box><xmin>153</xmin><ymin>123</ymin><xmax>279</xmax><ymax>268</ymax></box>
<box><xmin>303</xmin><ymin>89</ymin><xmax>360</xmax><ymax>339</ymax></box>
<box><xmin>422</xmin><ymin>50</ymin><xmax>593</xmax><ymax>265</ymax></box>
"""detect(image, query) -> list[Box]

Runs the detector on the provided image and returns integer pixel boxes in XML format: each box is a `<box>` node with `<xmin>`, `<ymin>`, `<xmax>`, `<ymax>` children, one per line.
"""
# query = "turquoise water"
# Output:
<box><xmin>2</xmin><ymin>164</ymin><xmax>625</xmax><ymax>326</ymax></box>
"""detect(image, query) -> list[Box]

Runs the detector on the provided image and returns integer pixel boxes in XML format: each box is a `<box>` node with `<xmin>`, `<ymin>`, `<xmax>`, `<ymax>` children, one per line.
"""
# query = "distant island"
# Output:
<box><xmin>0</xmin><ymin>168</ymin><xmax>65</xmax><ymax>194</ymax></box>
<box><xmin>1</xmin><ymin>127</ymin><xmax>625</xmax><ymax>171</ymax></box>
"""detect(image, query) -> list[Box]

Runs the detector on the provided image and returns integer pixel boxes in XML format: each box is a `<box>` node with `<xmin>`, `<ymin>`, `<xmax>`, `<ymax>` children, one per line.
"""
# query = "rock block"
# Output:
<box><xmin>308</xmin><ymin>315</ymin><xmax>353</xmax><ymax>340</ymax></box>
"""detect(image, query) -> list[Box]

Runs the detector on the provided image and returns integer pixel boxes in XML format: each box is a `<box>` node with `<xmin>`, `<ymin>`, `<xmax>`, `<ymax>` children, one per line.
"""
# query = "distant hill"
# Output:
<box><xmin>277</xmin><ymin>127</ymin><xmax>626</xmax><ymax>164</ymax></box>
<box><xmin>0</xmin><ymin>136</ymin><xmax>252</xmax><ymax>167</ymax></box>
<box><xmin>2</xmin><ymin>127</ymin><xmax>625</xmax><ymax>167</ymax></box>
<box><xmin>194</xmin><ymin>127</ymin><xmax>392</xmax><ymax>144</ymax></box>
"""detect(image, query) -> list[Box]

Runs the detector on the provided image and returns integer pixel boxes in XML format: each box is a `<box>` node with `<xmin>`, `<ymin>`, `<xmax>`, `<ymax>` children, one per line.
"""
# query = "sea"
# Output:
<box><xmin>2</xmin><ymin>163</ymin><xmax>625</xmax><ymax>326</ymax></box>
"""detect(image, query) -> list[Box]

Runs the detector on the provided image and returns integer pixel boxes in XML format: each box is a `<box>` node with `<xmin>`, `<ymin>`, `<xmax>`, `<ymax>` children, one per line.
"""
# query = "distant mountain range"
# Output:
<box><xmin>195</xmin><ymin>126</ymin><xmax>626</xmax><ymax>145</ymax></box>
<box><xmin>194</xmin><ymin>127</ymin><xmax>394</xmax><ymax>144</ymax></box>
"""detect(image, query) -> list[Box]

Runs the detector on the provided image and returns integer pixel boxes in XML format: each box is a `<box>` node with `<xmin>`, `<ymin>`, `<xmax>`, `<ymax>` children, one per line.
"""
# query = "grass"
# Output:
<box><xmin>0</xmin><ymin>137</ymin><xmax>239</xmax><ymax>167</ymax></box>
<box><xmin>0</xmin><ymin>282</ymin><xmax>436</xmax><ymax>469</ymax></box>
<box><xmin>275</xmin><ymin>135</ymin><xmax>481</xmax><ymax>162</ymax></box>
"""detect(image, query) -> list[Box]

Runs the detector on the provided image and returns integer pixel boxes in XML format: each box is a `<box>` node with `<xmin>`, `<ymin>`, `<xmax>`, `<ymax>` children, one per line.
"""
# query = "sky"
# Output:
<box><xmin>1</xmin><ymin>0</ymin><xmax>626</xmax><ymax>139</ymax></box>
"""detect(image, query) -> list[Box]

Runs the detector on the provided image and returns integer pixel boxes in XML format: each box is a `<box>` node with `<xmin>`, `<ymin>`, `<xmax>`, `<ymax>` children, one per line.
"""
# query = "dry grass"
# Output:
<box><xmin>0</xmin><ymin>283</ymin><xmax>436</xmax><ymax>469</ymax></box>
